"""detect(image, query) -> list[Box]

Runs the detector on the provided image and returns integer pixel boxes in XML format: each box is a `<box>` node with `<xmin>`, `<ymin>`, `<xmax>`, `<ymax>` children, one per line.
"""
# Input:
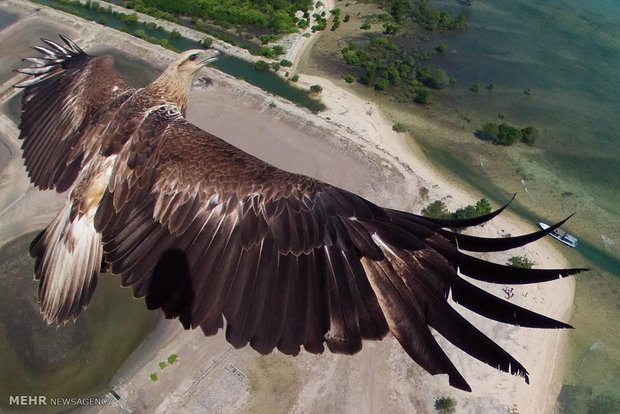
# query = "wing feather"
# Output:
<box><xmin>16</xmin><ymin>36</ymin><xmax>132</xmax><ymax>191</ymax></box>
<box><xmin>90</xmin><ymin>87</ymin><xmax>584</xmax><ymax>391</ymax></box>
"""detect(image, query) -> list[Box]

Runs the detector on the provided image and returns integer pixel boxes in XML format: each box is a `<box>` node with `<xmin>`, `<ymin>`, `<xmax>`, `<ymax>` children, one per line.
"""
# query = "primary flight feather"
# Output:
<box><xmin>15</xmin><ymin>36</ymin><xmax>585</xmax><ymax>392</ymax></box>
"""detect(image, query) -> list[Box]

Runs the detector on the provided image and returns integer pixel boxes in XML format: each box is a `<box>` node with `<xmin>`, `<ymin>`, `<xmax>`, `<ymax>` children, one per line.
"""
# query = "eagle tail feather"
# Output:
<box><xmin>30</xmin><ymin>204</ymin><xmax>101</xmax><ymax>324</ymax></box>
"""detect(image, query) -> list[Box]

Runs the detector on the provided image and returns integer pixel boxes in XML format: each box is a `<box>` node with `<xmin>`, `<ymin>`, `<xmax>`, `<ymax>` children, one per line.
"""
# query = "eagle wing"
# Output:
<box><xmin>93</xmin><ymin>107</ymin><xmax>584</xmax><ymax>391</ymax></box>
<box><xmin>16</xmin><ymin>35</ymin><xmax>133</xmax><ymax>192</ymax></box>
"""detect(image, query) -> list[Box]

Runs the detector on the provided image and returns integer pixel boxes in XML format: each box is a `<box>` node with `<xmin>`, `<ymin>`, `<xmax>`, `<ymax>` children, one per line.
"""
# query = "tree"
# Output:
<box><xmin>508</xmin><ymin>256</ymin><xmax>534</xmax><ymax>269</ymax></box>
<box><xmin>309</xmin><ymin>84</ymin><xmax>323</xmax><ymax>93</ymax></box>
<box><xmin>426</xmin><ymin>69</ymin><xmax>449</xmax><ymax>89</ymax></box>
<box><xmin>374</xmin><ymin>77</ymin><xmax>389</xmax><ymax>91</ymax></box>
<box><xmin>392</xmin><ymin>122</ymin><xmax>407</xmax><ymax>132</ymax></box>
<box><xmin>422</xmin><ymin>200</ymin><xmax>450</xmax><ymax>219</ymax></box>
<box><xmin>269</xmin><ymin>10</ymin><xmax>297</xmax><ymax>34</ymax></box>
<box><xmin>435</xmin><ymin>396</ymin><xmax>457</xmax><ymax>413</ymax></box>
<box><xmin>414</xmin><ymin>88</ymin><xmax>430</xmax><ymax>104</ymax></box>
<box><xmin>521</xmin><ymin>126</ymin><xmax>539</xmax><ymax>145</ymax></box>
<box><xmin>453</xmin><ymin>198</ymin><xmax>492</xmax><ymax>219</ymax></box>
<box><xmin>254</xmin><ymin>60</ymin><xmax>270</xmax><ymax>71</ymax></box>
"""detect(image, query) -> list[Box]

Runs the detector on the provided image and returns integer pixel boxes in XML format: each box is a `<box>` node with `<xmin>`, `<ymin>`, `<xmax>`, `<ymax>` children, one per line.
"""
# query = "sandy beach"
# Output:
<box><xmin>0</xmin><ymin>1</ymin><xmax>575</xmax><ymax>413</ymax></box>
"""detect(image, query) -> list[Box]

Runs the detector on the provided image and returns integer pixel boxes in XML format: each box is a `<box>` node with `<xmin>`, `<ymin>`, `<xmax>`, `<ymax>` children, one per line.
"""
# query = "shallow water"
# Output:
<box><xmin>408</xmin><ymin>0</ymin><xmax>620</xmax><ymax>410</ymax></box>
<box><xmin>0</xmin><ymin>9</ymin><xmax>17</xmax><ymax>31</ymax></box>
<box><xmin>0</xmin><ymin>232</ymin><xmax>159</xmax><ymax>410</ymax></box>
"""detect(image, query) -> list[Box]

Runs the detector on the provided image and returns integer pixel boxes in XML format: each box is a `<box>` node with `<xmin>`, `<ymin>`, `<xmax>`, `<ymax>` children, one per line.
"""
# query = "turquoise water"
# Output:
<box><xmin>410</xmin><ymin>1</ymin><xmax>620</xmax><ymax>410</ymax></box>
<box><xmin>424</xmin><ymin>1</ymin><xmax>620</xmax><ymax>259</ymax></box>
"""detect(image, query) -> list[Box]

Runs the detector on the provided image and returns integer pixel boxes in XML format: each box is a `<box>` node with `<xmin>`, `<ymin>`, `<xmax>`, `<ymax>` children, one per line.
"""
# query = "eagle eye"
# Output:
<box><xmin>189</xmin><ymin>53</ymin><xmax>199</xmax><ymax>62</ymax></box>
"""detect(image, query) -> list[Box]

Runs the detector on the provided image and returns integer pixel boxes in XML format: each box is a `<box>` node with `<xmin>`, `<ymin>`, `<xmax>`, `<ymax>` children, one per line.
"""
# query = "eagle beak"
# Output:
<box><xmin>200</xmin><ymin>49</ymin><xmax>220</xmax><ymax>66</ymax></box>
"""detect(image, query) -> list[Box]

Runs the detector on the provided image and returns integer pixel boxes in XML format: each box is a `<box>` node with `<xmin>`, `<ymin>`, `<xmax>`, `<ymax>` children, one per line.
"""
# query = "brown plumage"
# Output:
<box><xmin>15</xmin><ymin>36</ymin><xmax>586</xmax><ymax>392</ymax></box>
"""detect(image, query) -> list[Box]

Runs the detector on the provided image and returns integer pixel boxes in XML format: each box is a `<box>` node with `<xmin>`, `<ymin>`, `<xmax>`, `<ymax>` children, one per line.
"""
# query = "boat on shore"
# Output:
<box><xmin>538</xmin><ymin>222</ymin><xmax>578</xmax><ymax>248</ymax></box>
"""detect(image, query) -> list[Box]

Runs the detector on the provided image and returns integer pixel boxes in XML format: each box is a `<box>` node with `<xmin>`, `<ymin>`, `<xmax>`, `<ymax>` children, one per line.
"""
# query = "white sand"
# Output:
<box><xmin>0</xmin><ymin>1</ymin><xmax>575</xmax><ymax>413</ymax></box>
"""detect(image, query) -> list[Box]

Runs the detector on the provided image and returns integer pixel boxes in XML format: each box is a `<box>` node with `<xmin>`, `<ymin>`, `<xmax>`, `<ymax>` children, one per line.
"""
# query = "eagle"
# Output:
<box><xmin>15</xmin><ymin>36</ymin><xmax>585</xmax><ymax>392</ymax></box>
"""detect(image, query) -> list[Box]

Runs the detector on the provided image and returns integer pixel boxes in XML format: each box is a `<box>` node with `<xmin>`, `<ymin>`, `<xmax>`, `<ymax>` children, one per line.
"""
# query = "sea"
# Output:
<box><xmin>411</xmin><ymin>1</ymin><xmax>619</xmax><ymax>411</ymax></box>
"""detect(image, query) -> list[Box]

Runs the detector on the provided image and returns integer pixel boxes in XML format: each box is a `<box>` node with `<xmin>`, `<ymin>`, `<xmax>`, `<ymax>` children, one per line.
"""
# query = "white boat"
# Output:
<box><xmin>538</xmin><ymin>222</ymin><xmax>578</xmax><ymax>248</ymax></box>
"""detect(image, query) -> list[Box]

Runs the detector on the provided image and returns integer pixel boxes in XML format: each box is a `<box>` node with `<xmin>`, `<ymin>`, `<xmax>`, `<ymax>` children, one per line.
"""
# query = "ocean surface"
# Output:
<box><xmin>411</xmin><ymin>1</ymin><xmax>619</xmax><ymax>411</ymax></box>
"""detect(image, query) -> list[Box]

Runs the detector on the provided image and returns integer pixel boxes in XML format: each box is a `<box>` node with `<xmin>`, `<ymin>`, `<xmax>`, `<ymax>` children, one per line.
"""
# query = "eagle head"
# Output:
<box><xmin>175</xmin><ymin>48</ymin><xmax>220</xmax><ymax>77</ymax></box>
<box><xmin>148</xmin><ymin>48</ymin><xmax>220</xmax><ymax>115</ymax></box>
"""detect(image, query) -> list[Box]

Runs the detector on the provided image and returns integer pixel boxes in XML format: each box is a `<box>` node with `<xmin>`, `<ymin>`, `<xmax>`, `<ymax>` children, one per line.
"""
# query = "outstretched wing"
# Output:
<box><xmin>15</xmin><ymin>35</ymin><xmax>133</xmax><ymax>192</ymax></box>
<box><xmin>93</xmin><ymin>109</ymin><xmax>586</xmax><ymax>391</ymax></box>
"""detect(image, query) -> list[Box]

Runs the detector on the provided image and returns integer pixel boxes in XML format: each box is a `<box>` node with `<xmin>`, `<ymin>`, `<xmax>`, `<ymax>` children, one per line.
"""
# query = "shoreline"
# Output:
<box><xmin>0</xmin><ymin>1</ymin><xmax>576</xmax><ymax>412</ymax></box>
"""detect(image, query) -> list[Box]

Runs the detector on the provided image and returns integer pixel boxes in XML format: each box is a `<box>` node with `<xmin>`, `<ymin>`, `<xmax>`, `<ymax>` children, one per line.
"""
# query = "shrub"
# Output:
<box><xmin>481</xmin><ymin>122</ymin><xmax>523</xmax><ymax>146</ymax></box>
<box><xmin>453</xmin><ymin>198</ymin><xmax>492</xmax><ymax>219</ymax></box>
<box><xmin>521</xmin><ymin>126</ymin><xmax>540</xmax><ymax>145</ymax></box>
<box><xmin>202</xmin><ymin>37</ymin><xmax>213</xmax><ymax>47</ymax></box>
<box><xmin>414</xmin><ymin>88</ymin><xmax>430</xmax><ymax>104</ymax></box>
<box><xmin>435</xmin><ymin>396</ymin><xmax>457</xmax><ymax>413</ymax></box>
<box><xmin>290</xmin><ymin>74</ymin><xmax>299</xmax><ymax>82</ymax></box>
<box><xmin>422</xmin><ymin>200</ymin><xmax>451</xmax><ymax>219</ymax></box>
<box><xmin>310</xmin><ymin>84</ymin><xmax>323</xmax><ymax>93</ymax></box>
<box><xmin>344</xmin><ymin>74</ymin><xmax>355</xmax><ymax>83</ymax></box>
<box><xmin>508</xmin><ymin>256</ymin><xmax>534</xmax><ymax>268</ymax></box>
<box><xmin>280</xmin><ymin>59</ymin><xmax>293</xmax><ymax>67</ymax></box>
<box><xmin>374</xmin><ymin>78</ymin><xmax>388</xmax><ymax>91</ymax></box>
<box><xmin>392</xmin><ymin>122</ymin><xmax>408</xmax><ymax>133</ymax></box>
<box><xmin>254</xmin><ymin>60</ymin><xmax>270</xmax><ymax>71</ymax></box>
<box><xmin>150</xmin><ymin>373</ymin><xmax>158</xmax><ymax>381</ymax></box>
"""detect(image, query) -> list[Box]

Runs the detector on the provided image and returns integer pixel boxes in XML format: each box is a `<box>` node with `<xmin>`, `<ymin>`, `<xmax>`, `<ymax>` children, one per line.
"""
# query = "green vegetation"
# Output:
<box><xmin>520</xmin><ymin>126</ymin><xmax>540</xmax><ymax>145</ymax></box>
<box><xmin>150</xmin><ymin>373</ymin><xmax>158</xmax><ymax>381</ymax></box>
<box><xmin>372</xmin><ymin>0</ymin><xmax>467</xmax><ymax>33</ymax></box>
<box><xmin>280</xmin><ymin>59</ymin><xmax>293</xmax><ymax>67</ymax></box>
<box><xmin>309</xmin><ymin>84</ymin><xmax>323</xmax><ymax>93</ymax></box>
<box><xmin>479</xmin><ymin>122</ymin><xmax>539</xmax><ymax>146</ymax></box>
<box><xmin>392</xmin><ymin>122</ymin><xmax>408</xmax><ymax>132</ymax></box>
<box><xmin>344</xmin><ymin>74</ymin><xmax>355</xmax><ymax>83</ymax></box>
<box><xmin>158</xmin><ymin>361</ymin><xmax>167</xmax><ymax>369</ymax></box>
<box><xmin>422</xmin><ymin>200</ymin><xmax>451</xmax><ymax>219</ymax></box>
<box><xmin>508</xmin><ymin>256</ymin><xmax>534</xmax><ymax>269</ymax></box>
<box><xmin>254</xmin><ymin>60</ymin><xmax>271</xmax><ymax>72</ymax></box>
<box><xmin>434</xmin><ymin>396</ymin><xmax>457</xmax><ymax>413</ymax></box>
<box><xmin>290</xmin><ymin>74</ymin><xmax>300</xmax><ymax>82</ymax></box>
<box><xmin>413</xmin><ymin>87</ymin><xmax>430</xmax><ymax>104</ymax></box>
<box><xmin>339</xmin><ymin>0</ymin><xmax>468</xmax><ymax>104</ymax></box>
<box><xmin>422</xmin><ymin>199</ymin><xmax>492</xmax><ymax>221</ymax></box>
<box><xmin>125</xmin><ymin>0</ymin><xmax>313</xmax><ymax>35</ymax></box>
<box><xmin>453</xmin><ymin>198</ymin><xmax>492</xmax><ymax>220</ymax></box>
<box><xmin>341</xmin><ymin>35</ymin><xmax>454</xmax><ymax>103</ymax></box>
<box><xmin>30</xmin><ymin>0</ymin><xmax>190</xmax><ymax>52</ymax></box>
